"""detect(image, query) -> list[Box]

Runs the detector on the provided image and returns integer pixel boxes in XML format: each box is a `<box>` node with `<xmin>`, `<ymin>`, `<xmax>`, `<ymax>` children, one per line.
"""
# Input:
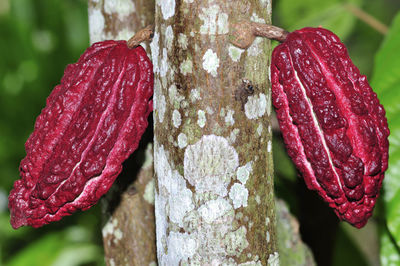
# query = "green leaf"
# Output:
<box><xmin>6</xmin><ymin>233</ymin><xmax>65</xmax><ymax>266</ymax></box>
<box><xmin>371</xmin><ymin>11</ymin><xmax>400</xmax><ymax>263</ymax></box>
<box><xmin>50</xmin><ymin>244</ymin><xmax>102</xmax><ymax>266</ymax></box>
<box><xmin>380</xmin><ymin>228</ymin><xmax>400</xmax><ymax>266</ymax></box>
<box><xmin>276</xmin><ymin>0</ymin><xmax>361</xmax><ymax>40</ymax></box>
<box><xmin>5</xmin><ymin>228</ymin><xmax>103</xmax><ymax>266</ymax></box>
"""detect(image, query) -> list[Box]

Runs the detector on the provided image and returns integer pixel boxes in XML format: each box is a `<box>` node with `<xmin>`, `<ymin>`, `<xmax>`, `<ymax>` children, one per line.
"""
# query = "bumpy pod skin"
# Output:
<box><xmin>271</xmin><ymin>27</ymin><xmax>389</xmax><ymax>228</ymax></box>
<box><xmin>8</xmin><ymin>41</ymin><xmax>153</xmax><ymax>229</ymax></box>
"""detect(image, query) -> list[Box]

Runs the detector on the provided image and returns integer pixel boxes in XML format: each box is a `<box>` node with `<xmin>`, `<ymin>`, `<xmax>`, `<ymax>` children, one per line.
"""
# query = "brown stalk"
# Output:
<box><xmin>230</xmin><ymin>20</ymin><xmax>289</xmax><ymax>49</ymax></box>
<box><xmin>127</xmin><ymin>24</ymin><xmax>155</xmax><ymax>49</ymax></box>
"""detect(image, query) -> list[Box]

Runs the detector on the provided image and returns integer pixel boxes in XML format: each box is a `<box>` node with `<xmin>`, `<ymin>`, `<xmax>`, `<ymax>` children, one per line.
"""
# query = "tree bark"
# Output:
<box><xmin>276</xmin><ymin>199</ymin><xmax>316</xmax><ymax>266</ymax></box>
<box><xmin>87</xmin><ymin>0</ymin><xmax>315</xmax><ymax>265</ymax></box>
<box><xmin>152</xmin><ymin>0</ymin><xmax>278</xmax><ymax>264</ymax></box>
<box><xmin>88</xmin><ymin>1</ymin><xmax>156</xmax><ymax>265</ymax></box>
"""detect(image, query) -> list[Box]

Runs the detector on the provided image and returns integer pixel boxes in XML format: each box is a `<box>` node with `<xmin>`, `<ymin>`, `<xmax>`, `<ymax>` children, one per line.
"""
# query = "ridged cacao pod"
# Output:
<box><xmin>8</xmin><ymin>41</ymin><xmax>153</xmax><ymax>228</ymax></box>
<box><xmin>271</xmin><ymin>27</ymin><xmax>389</xmax><ymax>228</ymax></box>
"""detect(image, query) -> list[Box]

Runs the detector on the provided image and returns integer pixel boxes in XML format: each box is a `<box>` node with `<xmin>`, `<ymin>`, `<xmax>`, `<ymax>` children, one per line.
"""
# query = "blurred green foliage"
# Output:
<box><xmin>276</xmin><ymin>0</ymin><xmax>362</xmax><ymax>40</ymax></box>
<box><xmin>0</xmin><ymin>0</ymin><xmax>104</xmax><ymax>265</ymax></box>
<box><xmin>371</xmin><ymin>11</ymin><xmax>400</xmax><ymax>266</ymax></box>
<box><xmin>0</xmin><ymin>0</ymin><xmax>399</xmax><ymax>265</ymax></box>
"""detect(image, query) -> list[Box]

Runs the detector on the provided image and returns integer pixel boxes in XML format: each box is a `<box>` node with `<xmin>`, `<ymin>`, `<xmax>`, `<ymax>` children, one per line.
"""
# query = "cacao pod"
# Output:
<box><xmin>271</xmin><ymin>27</ymin><xmax>389</xmax><ymax>228</ymax></box>
<box><xmin>8</xmin><ymin>40</ymin><xmax>153</xmax><ymax>228</ymax></box>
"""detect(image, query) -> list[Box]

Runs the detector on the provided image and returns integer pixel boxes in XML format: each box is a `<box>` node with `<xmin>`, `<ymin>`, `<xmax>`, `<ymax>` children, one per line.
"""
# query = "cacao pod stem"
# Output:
<box><xmin>127</xmin><ymin>24</ymin><xmax>154</xmax><ymax>49</ymax></box>
<box><xmin>230</xmin><ymin>20</ymin><xmax>289</xmax><ymax>49</ymax></box>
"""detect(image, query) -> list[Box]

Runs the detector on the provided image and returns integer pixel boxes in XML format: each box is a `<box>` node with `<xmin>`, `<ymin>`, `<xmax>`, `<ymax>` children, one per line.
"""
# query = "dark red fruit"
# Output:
<box><xmin>8</xmin><ymin>40</ymin><xmax>153</xmax><ymax>228</ymax></box>
<box><xmin>271</xmin><ymin>27</ymin><xmax>389</xmax><ymax>228</ymax></box>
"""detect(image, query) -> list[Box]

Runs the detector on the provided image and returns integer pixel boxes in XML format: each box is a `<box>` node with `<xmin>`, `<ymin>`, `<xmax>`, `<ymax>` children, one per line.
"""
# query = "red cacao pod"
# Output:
<box><xmin>271</xmin><ymin>27</ymin><xmax>389</xmax><ymax>228</ymax></box>
<box><xmin>8</xmin><ymin>40</ymin><xmax>153</xmax><ymax>229</ymax></box>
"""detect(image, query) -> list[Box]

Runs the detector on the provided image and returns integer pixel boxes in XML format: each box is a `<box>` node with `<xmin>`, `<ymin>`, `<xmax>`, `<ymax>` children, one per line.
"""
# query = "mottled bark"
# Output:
<box><xmin>102</xmin><ymin>144</ymin><xmax>156</xmax><ymax>266</ymax></box>
<box><xmin>276</xmin><ymin>199</ymin><xmax>316</xmax><ymax>266</ymax></box>
<box><xmin>87</xmin><ymin>1</ymin><xmax>156</xmax><ymax>265</ymax></box>
<box><xmin>152</xmin><ymin>0</ymin><xmax>277</xmax><ymax>264</ymax></box>
<box><xmin>88</xmin><ymin>0</ymin><xmax>154</xmax><ymax>48</ymax></box>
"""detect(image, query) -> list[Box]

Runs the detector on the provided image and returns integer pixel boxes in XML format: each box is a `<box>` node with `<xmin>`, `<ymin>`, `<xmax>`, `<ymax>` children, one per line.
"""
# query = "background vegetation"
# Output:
<box><xmin>0</xmin><ymin>0</ymin><xmax>399</xmax><ymax>265</ymax></box>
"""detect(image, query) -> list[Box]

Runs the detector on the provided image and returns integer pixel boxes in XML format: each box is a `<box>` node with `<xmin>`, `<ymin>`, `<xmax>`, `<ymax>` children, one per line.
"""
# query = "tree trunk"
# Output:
<box><xmin>87</xmin><ymin>0</ymin><xmax>315</xmax><ymax>265</ymax></box>
<box><xmin>88</xmin><ymin>1</ymin><xmax>156</xmax><ymax>265</ymax></box>
<box><xmin>276</xmin><ymin>199</ymin><xmax>316</xmax><ymax>266</ymax></box>
<box><xmin>152</xmin><ymin>0</ymin><xmax>278</xmax><ymax>264</ymax></box>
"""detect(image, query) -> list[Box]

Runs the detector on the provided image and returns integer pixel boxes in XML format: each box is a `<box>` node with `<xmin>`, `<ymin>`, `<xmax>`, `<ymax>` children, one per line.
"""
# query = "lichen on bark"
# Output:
<box><xmin>153</xmin><ymin>0</ymin><xmax>276</xmax><ymax>264</ymax></box>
